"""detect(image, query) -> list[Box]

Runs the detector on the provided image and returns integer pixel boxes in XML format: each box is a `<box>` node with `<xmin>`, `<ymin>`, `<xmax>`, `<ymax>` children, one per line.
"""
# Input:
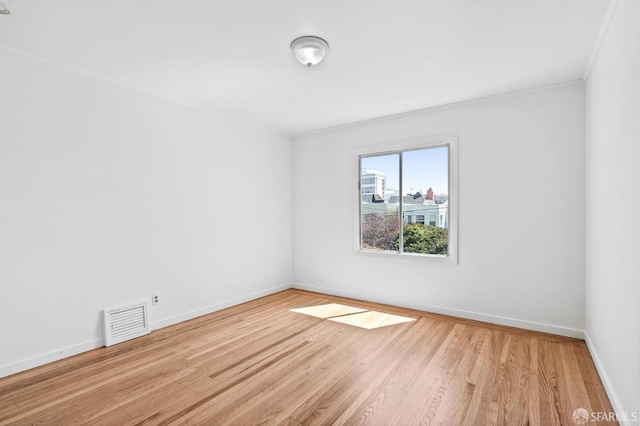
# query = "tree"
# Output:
<box><xmin>361</xmin><ymin>213</ymin><xmax>400</xmax><ymax>250</ymax></box>
<box><xmin>396</xmin><ymin>223</ymin><xmax>448</xmax><ymax>255</ymax></box>
<box><xmin>362</xmin><ymin>214</ymin><xmax>448</xmax><ymax>255</ymax></box>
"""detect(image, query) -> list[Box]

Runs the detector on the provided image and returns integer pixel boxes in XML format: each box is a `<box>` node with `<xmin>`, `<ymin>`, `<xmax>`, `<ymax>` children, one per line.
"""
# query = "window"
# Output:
<box><xmin>358</xmin><ymin>137</ymin><xmax>457</xmax><ymax>262</ymax></box>
<box><xmin>362</xmin><ymin>177</ymin><xmax>375</xmax><ymax>185</ymax></box>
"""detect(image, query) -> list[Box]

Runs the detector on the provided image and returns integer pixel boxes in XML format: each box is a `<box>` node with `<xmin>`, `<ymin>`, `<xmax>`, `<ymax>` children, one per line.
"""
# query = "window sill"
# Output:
<box><xmin>355</xmin><ymin>249</ymin><xmax>457</xmax><ymax>265</ymax></box>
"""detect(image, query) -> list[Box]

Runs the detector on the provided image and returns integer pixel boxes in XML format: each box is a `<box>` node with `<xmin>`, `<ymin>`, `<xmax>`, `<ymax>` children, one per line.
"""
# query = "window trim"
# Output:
<box><xmin>354</xmin><ymin>135</ymin><xmax>458</xmax><ymax>265</ymax></box>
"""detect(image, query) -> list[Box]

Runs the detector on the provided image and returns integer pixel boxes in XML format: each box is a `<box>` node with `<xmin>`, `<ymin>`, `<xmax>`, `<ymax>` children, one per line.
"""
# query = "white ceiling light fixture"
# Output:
<box><xmin>290</xmin><ymin>36</ymin><xmax>329</xmax><ymax>68</ymax></box>
<box><xmin>0</xmin><ymin>2</ymin><xmax>10</xmax><ymax>14</ymax></box>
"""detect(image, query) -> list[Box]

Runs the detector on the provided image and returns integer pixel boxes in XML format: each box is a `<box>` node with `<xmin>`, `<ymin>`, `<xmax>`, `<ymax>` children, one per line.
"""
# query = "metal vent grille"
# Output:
<box><xmin>103</xmin><ymin>301</ymin><xmax>149</xmax><ymax>347</ymax></box>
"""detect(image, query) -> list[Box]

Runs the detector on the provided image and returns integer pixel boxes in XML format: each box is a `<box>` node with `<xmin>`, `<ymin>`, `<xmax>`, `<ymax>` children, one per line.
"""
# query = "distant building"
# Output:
<box><xmin>361</xmin><ymin>168</ymin><xmax>386</xmax><ymax>202</ymax></box>
<box><xmin>404</xmin><ymin>201</ymin><xmax>448</xmax><ymax>229</ymax></box>
<box><xmin>434</xmin><ymin>194</ymin><xmax>448</xmax><ymax>204</ymax></box>
<box><xmin>384</xmin><ymin>186</ymin><xmax>399</xmax><ymax>201</ymax></box>
<box><xmin>388</xmin><ymin>192</ymin><xmax>428</xmax><ymax>205</ymax></box>
<box><xmin>363</xmin><ymin>191</ymin><xmax>449</xmax><ymax>229</ymax></box>
<box><xmin>370</xmin><ymin>194</ymin><xmax>385</xmax><ymax>203</ymax></box>
<box><xmin>426</xmin><ymin>188</ymin><xmax>434</xmax><ymax>201</ymax></box>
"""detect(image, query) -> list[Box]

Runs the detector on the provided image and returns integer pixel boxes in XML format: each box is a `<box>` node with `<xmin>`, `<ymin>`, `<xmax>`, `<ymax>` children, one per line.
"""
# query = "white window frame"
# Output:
<box><xmin>354</xmin><ymin>134</ymin><xmax>458</xmax><ymax>265</ymax></box>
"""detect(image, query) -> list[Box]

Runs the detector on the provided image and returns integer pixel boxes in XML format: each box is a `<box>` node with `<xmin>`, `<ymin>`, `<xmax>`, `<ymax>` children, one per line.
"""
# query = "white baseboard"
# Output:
<box><xmin>0</xmin><ymin>338</ymin><xmax>104</xmax><ymax>379</ymax></box>
<box><xmin>150</xmin><ymin>284</ymin><xmax>291</xmax><ymax>331</ymax></box>
<box><xmin>292</xmin><ymin>283</ymin><xmax>585</xmax><ymax>339</ymax></box>
<box><xmin>584</xmin><ymin>331</ymin><xmax>634</xmax><ymax>426</ymax></box>
<box><xmin>0</xmin><ymin>284</ymin><xmax>290</xmax><ymax>380</ymax></box>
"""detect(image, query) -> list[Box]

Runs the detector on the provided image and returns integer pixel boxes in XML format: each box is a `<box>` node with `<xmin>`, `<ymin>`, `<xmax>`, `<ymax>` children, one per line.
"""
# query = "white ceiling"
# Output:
<box><xmin>0</xmin><ymin>0</ymin><xmax>610</xmax><ymax>135</ymax></box>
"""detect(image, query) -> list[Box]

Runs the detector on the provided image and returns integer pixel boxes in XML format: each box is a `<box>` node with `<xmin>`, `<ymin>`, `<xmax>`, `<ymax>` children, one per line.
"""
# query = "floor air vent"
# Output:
<box><xmin>103</xmin><ymin>301</ymin><xmax>150</xmax><ymax>347</ymax></box>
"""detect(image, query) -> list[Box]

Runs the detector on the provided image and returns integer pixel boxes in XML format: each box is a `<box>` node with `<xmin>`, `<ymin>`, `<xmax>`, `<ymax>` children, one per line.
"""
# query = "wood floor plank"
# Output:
<box><xmin>205</xmin><ymin>325</ymin><xmax>370</xmax><ymax>424</ymax></box>
<box><xmin>0</xmin><ymin>289</ymin><xmax>615</xmax><ymax>425</ymax></box>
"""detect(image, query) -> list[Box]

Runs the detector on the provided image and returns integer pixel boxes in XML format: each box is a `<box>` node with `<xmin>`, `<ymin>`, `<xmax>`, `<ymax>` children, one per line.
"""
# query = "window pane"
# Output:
<box><xmin>360</xmin><ymin>154</ymin><xmax>399</xmax><ymax>251</ymax></box>
<box><xmin>401</xmin><ymin>147</ymin><xmax>449</xmax><ymax>255</ymax></box>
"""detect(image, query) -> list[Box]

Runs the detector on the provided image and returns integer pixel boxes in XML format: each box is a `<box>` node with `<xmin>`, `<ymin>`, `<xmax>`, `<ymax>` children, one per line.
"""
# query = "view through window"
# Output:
<box><xmin>360</xmin><ymin>146</ymin><xmax>449</xmax><ymax>256</ymax></box>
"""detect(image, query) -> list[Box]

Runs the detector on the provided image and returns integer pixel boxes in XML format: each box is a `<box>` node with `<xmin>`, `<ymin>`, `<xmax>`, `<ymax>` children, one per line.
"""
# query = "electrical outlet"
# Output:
<box><xmin>152</xmin><ymin>294</ymin><xmax>160</xmax><ymax>305</ymax></box>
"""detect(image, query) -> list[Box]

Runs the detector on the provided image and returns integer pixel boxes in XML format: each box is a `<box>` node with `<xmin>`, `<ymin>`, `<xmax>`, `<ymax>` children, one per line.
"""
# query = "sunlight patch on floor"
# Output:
<box><xmin>289</xmin><ymin>303</ymin><xmax>367</xmax><ymax>319</ymax></box>
<box><xmin>327</xmin><ymin>311</ymin><xmax>415</xmax><ymax>329</ymax></box>
<box><xmin>291</xmin><ymin>304</ymin><xmax>415</xmax><ymax>329</ymax></box>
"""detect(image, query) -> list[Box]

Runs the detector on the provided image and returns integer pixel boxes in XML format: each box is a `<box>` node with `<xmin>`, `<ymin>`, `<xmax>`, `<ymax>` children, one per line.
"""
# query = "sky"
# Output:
<box><xmin>361</xmin><ymin>146</ymin><xmax>448</xmax><ymax>195</ymax></box>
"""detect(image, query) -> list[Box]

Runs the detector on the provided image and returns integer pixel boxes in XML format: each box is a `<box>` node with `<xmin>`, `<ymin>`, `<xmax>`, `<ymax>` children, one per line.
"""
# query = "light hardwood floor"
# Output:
<box><xmin>0</xmin><ymin>290</ymin><xmax>615</xmax><ymax>425</ymax></box>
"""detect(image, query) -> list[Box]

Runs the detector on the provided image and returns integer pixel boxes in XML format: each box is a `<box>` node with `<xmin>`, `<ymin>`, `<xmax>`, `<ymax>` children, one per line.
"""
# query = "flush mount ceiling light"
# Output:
<box><xmin>290</xmin><ymin>36</ymin><xmax>329</xmax><ymax>68</ymax></box>
<box><xmin>0</xmin><ymin>2</ymin><xmax>10</xmax><ymax>14</ymax></box>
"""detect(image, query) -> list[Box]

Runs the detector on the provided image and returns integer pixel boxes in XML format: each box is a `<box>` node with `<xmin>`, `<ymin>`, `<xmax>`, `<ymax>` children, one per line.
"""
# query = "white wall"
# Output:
<box><xmin>585</xmin><ymin>0</ymin><xmax>640</xmax><ymax>422</ymax></box>
<box><xmin>0</xmin><ymin>46</ymin><xmax>292</xmax><ymax>377</ymax></box>
<box><xmin>293</xmin><ymin>83</ymin><xmax>586</xmax><ymax>336</ymax></box>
